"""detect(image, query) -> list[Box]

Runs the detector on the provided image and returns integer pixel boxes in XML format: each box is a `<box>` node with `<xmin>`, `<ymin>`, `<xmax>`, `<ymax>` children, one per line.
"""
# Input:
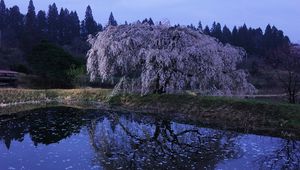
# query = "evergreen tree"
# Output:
<box><xmin>83</xmin><ymin>5</ymin><xmax>98</xmax><ymax>36</ymax></box>
<box><xmin>237</xmin><ymin>24</ymin><xmax>249</xmax><ymax>49</ymax></box>
<box><xmin>67</xmin><ymin>11</ymin><xmax>84</xmax><ymax>55</ymax></box>
<box><xmin>252</xmin><ymin>28</ymin><xmax>264</xmax><ymax>54</ymax></box>
<box><xmin>263</xmin><ymin>24</ymin><xmax>273</xmax><ymax>52</ymax></box>
<box><xmin>283</xmin><ymin>36</ymin><xmax>290</xmax><ymax>46</ymax></box>
<box><xmin>174</xmin><ymin>24</ymin><xmax>180</xmax><ymax>28</ymax></box>
<box><xmin>148</xmin><ymin>18</ymin><xmax>154</xmax><ymax>25</ymax></box>
<box><xmin>246</xmin><ymin>28</ymin><xmax>256</xmax><ymax>53</ymax></box>
<box><xmin>36</xmin><ymin>10</ymin><xmax>47</xmax><ymax>40</ymax></box>
<box><xmin>197</xmin><ymin>21</ymin><xmax>202</xmax><ymax>31</ymax></box>
<box><xmin>80</xmin><ymin>20</ymin><xmax>85</xmax><ymax>36</ymax></box>
<box><xmin>141</xmin><ymin>18</ymin><xmax>154</xmax><ymax>26</ymax></box>
<box><xmin>270</xmin><ymin>26</ymin><xmax>279</xmax><ymax>49</ymax></box>
<box><xmin>222</xmin><ymin>25</ymin><xmax>231</xmax><ymax>43</ymax></box>
<box><xmin>272</xmin><ymin>26</ymin><xmax>288</xmax><ymax>49</ymax></box>
<box><xmin>25</xmin><ymin>0</ymin><xmax>36</xmax><ymax>30</ymax></box>
<box><xmin>47</xmin><ymin>3</ymin><xmax>59</xmax><ymax>42</ymax></box>
<box><xmin>0</xmin><ymin>0</ymin><xmax>7</xmax><ymax>47</ymax></box>
<box><xmin>187</xmin><ymin>24</ymin><xmax>196</xmax><ymax>30</ymax></box>
<box><xmin>231</xmin><ymin>26</ymin><xmax>238</xmax><ymax>45</ymax></box>
<box><xmin>0</xmin><ymin>0</ymin><xmax>293</xmax><ymax>63</ymax></box>
<box><xmin>0</xmin><ymin>0</ymin><xmax>6</xmax><ymax>30</ymax></box>
<box><xmin>7</xmin><ymin>6</ymin><xmax>23</xmax><ymax>31</ymax></box>
<box><xmin>58</xmin><ymin>8</ymin><xmax>69</xmax><ymax>44</ymax></box>
<box><xmin>60</xmin><ymin>9</ymin><xmax>81</xmax><ymax>44</ymax></box>
<box><xmin>70</xmin><ymin>11</ymin><xmax>80</xmax><ymax>38</ymax></box>
<box><xmin>108</xmin><ymin>12</ymin><xmax>118</xmax><ymax>26</ymax></box>
<box><xmin>23</xmin><ymin>0</ymin><xmax>37</xmax><ymax>49</ymax></box>
<box><xmin>210</xmin><ymin>22</ymin><xmax>222</xmax><ymax>40</ymax></box>
<box><xmin>97</xmin><ymin>23</ymin><xmax>103</xmax><ymax>32</ymax></box>
<box><xmin>142</xmin><ymin>18</ymin><xmax>149</xmax><ymax>24</ymax></box>
<box><xmin>203</xmin><ymin>25</ymin><xmax>210</xmax><ymax>35</ymax></box>
<box><xmin>6</xmin><ymin>6</ymin><xmax>23</xmax><ymax>47</ymax></box>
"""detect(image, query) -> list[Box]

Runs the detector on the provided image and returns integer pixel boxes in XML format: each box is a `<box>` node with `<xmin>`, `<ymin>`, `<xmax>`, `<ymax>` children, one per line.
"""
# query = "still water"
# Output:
<box><xmin>0</xmin><ymin>106</ymin><xmax>299</xmax><ymax>170</ymax></box>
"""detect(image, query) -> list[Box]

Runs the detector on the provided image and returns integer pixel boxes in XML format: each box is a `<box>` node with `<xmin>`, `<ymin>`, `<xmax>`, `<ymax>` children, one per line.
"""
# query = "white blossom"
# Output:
<box><xmin>87</xmin><ymin>24</ymin><xmax>256</xmax><ymax>96</ymax></box>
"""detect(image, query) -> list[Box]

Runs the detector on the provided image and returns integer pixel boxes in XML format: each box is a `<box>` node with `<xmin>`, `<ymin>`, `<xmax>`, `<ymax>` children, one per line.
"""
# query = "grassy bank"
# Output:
<box><xmin>0</xmin><ymin>88</ymin><xmax>112</xmax><ymax>105</ymax></box>
<box><xmin>1</xmin><ymin>88</ymin><xmax>300</xmax><ymax>139</ymax></box>
<box><xmin>109</xmin><ymin>94</ymin><xmax>300</xmax><ymax>139</ymax></box>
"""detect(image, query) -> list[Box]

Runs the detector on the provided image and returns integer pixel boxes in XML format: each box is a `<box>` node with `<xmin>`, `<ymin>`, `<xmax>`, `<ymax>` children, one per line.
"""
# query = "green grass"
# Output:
<box><xmin>1</xmin><ymin>89</ymin><xmax>300</xmax><ymax>139</ymax></box>
<box><xmin>109</xmin><ymin>94</ymin><xmax>300</xmax><ymax>138</ymax></box>
<box><xmin>109</xmin><ymin>93</ymin><xmax>300</xmax><ymax>115</ymax></box>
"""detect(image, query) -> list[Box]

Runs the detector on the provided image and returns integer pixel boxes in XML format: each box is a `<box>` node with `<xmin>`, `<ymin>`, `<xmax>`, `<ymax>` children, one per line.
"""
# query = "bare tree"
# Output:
<box><xmin>268</xmin><ymin>46</ymin><xmax>300</xmax><ymax>104</ymax></box>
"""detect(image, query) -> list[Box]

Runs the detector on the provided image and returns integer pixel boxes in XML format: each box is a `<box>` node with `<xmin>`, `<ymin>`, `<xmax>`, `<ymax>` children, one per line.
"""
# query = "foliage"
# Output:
<box><xmin>0</xmin><ymin>48</ymin><xmax>25</xmax><ymax>70</ymax></box>
<box><xmin>0</xmin><ymin>0</ymin><xmax>106</xmax><ymax>50</ymax></box>
<box><xmin>81</xmin><ymin>5</ymin><xmax>100</xmax><ymax>37</ymax></box>
<box><xmin>28</xmin><ymin>41</ymin><xmax>80</xmax><ymax>88</ymax></box>
<box><xmin>142</xmin><ymin>18</ymin><xmax>154</xmax><ymax>25</ymax></box>
<box><xmin>198</xmin><ymin>22</ymin><xmax>290</xmax><ymax>56</ymax></box>
<box><xmin>36</xmin><ymin>10</ymin><xmax>47</xmax><ymax>40</ymax></box>
<box><xmin>108</xmin><ymin>12</ymin><xmax>118</xmax><ymax>26</ymax></box>
<box><xmin>10</xmin><ymin>64</ymin><xmax>30</xmax><ymax>74</ymax></box>
<box><xmin>0</xmin><ymin>0</ymin><xmax>295</xmax><ymax>94</ymax></box>
<box><xmin>66</xmin><ymin>65</ymin><xmax>88</xmax><ymax>87</ymax></box>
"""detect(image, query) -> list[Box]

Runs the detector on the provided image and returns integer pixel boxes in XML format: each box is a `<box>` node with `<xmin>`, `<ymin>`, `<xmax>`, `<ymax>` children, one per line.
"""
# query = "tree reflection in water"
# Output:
<box><xmin>256</xmin><ymin>139</ymin><xmax>300</xmax><ymax>170</ymax></box>
<box><xmin>88</xmin><ymin>113</ymin><xmax>241</xmax><ymax>169</ymax></box>
<box><xmin>0</xmin><ymin>107</ymin><xmax>93</xmax><ymax>148</ymax></box>
<box><xmin>0</xmin><ymin>107</ymin><xmax>299</xmax><ymax>169</ymax></box>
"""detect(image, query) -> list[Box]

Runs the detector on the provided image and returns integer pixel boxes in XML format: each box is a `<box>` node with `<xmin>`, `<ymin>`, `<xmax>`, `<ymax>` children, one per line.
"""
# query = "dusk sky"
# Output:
<box><xmin>6</xmin><ymin>0</ymin><xmax>300</xmax><ymax>43</ymax></box>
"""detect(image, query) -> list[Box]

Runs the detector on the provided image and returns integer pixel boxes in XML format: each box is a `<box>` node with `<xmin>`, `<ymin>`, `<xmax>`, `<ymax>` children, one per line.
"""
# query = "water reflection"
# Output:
<box><xmin>88</xmin><ymin>114</ymin><xmax>242</xmax><ymax>169</ymax></box>
<box><xmin>0</xmin><ymin>107</ymin><xmax>299</xmax><ymax>170</ymax></box>
<box><xmin>256</xmin><ymin>139</ymin><xmax>300</xmax><ymax>170</ymax></box>
<box><xmin>0</xmin><ymin>107</ymin><xmax>95</xmax><ymax>148</ymax></box>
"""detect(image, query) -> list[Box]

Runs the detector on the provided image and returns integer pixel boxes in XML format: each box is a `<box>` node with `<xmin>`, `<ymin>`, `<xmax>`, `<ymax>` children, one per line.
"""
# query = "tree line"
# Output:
<box><xmin>0</xmin><ymin>0</ymin><xmax>118</xmax><ymax>51</ymax></box>
<box><xmin>0</xmin><ymin>0</ymin><xmax>292</xmax><ymax>56</ymax></box>
<box><xmin>0</xmin><ymin>0</ymin><xmax>297</xmax><ymax>95</ymax></box>
<box><xmin>188</xmin><ymin>21</ymin><xmax>290</xmax><ymax>57</ymax></box>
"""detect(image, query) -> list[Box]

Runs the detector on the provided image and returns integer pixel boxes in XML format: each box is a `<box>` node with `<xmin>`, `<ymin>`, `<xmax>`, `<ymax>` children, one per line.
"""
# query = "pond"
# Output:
<box><xmin>0</xmin><ymin>106</ymin><xmax>299</xmax><ymax>170</ymax></box>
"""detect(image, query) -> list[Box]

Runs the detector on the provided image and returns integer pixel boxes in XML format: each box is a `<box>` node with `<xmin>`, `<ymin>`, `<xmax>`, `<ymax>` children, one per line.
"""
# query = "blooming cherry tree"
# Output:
<box><xmin>87</xmin><ymin>23</ymin><xmax>256</xmax><ymax>96</ymax></box>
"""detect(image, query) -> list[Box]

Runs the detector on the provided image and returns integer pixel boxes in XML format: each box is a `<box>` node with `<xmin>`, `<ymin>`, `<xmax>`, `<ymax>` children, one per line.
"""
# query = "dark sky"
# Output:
<box><xmin>6</xmin><ymin>0</ymin><xmax>300</xmax><ymax>43</ymax></box>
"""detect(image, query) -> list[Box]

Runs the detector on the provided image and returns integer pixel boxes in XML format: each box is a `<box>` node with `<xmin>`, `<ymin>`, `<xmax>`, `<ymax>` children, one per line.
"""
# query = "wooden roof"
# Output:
<box><xmin>0</xmin><ymin>70</ymin><xmax>18</xmax><ymax>74</ymax></box>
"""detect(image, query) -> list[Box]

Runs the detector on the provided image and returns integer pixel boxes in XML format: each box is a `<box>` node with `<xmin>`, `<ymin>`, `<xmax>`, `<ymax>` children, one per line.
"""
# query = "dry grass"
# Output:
<box><xmin>0</xmin><ymin>88</ymin><xmax>112</xmax><ymax>105</ymax></box>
